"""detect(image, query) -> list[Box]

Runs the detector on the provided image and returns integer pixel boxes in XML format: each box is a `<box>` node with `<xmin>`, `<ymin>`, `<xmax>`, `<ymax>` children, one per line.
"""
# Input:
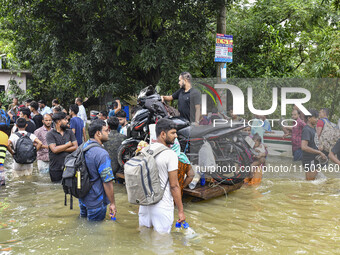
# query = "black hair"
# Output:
<box><xmin>38</xmin><ymin>100</ymin><xmax>46</xmax><ymax>105</ymax></box>
<box><xmin>52</xmin><ymin>99</ymin><xmax>59</xmax><ymax>104</ymax></box>
<box><xmin>20</xmin><ymin>107</ymin><xmax>31</xmax><ymax>118</ymax></box>
<box><xmin>25</xmin><ymin>99</ymin><xmax>33</xmax><ymax>103</ymax></box>
<box><xmin>0</xmin><ymin>124</ymin><xmax>9</xmax><ymax>133</ymax></box>
<box><xmin>252</xmin><ymin>133</ymin><xmax>262</xmax><ymax>143</ymax></box>
<box><xmin>52</xmin><ymin>112</ymin><xmax>66</xmax><ymax>122</ymax></box>
<box><xmin>88</xmin><ymin>119</ymin><xmax>106</xmax><ymax>138</ymax></box>
<box><xmin>156</xmin><ymin>118</ymin><xmax>177</xmax><ymax>137</ymax></box>
<box><xmin>113</xmin><ymin>101</ymin><xmax>118</xmax><ymax>109</ymax></box>
<box><xmin>16</xmin><ymin>118</ymin><xmax>27</xmax><ymax>128</ymax></box>
<box><xmin>54</xmin><ymin>106</ymin><xmax>62</xmax><ymax>113</ymax></box>
<box><xmin>306</xmin><ymin>109</ymin><xmax>318</xmax><ymax>119</ymax></box>
<box><xmin>30</xmin><ymin>101</ymin><xmax>39</xmax><ymax>111</ymax></box>
<box><xmin>107</xmin><ymin>116</ymin><xmax>119</xmax><ymax>131</ymax></box>
<box><xmin>321</xmin><ymin>108</ymin><xmax>329</xmax><ymax>117</ymax></box>
<box><xmin>180</xmin><ymin>72</ymin><xmax>192</xmax><ymax>83</ymax></box>
<box><xmin>116</xmin><ymin>110</ymin><xmax>126</xmax><ymax>118</ymax></box>
<box><xmin>69</xmin><ymin>104</ymin><xmax>79</xmax><ymax>114</ymax></box>
<box><xmin>100</xmin><ymin>111</ymin><xmax>108</xmax><ymax>118</ymax></box>
<box><xmin>75</xmin><ymin>97</ymin><xmax>83</xmax><ymax>104</ymax></box>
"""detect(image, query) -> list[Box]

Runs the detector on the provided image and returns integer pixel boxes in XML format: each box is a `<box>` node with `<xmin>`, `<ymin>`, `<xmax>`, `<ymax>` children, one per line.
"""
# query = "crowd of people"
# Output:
<box><xmin>0</xmin><ymin>72</ymin><xmax>339</xmax><ymax>234</ymax></box>
<box><xmin>0</xmin><ymin>90</ymin><xmax>194</xmax><ymax>233</ymax></box>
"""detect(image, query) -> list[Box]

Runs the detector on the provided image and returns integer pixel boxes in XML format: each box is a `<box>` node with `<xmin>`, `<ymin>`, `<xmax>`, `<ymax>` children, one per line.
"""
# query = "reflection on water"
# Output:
<box><xmin>1</xmin><ymin>155</ymin><xmax>340</xmax><ymax>254</ymax></box>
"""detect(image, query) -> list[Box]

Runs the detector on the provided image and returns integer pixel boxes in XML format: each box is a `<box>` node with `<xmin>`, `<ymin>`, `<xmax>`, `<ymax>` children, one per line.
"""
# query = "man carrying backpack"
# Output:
<box><xmin>138</xmin><ymin>118</ymin><xmax>185</xmax><ymax>234</ymax></box>
<box><xmin>7</xmin><ymin>118</ymin><xmax>42</xmax><ymax>177</ymax></box>
<box><xmin>46</xmin><ymin>112</ymin><xmax>78</xmax><ymax>182</ymax></box>
<box><xmin>78</xmin><ymin>119</ymin><xmax>117</xmax><ymax>221</ymax></box>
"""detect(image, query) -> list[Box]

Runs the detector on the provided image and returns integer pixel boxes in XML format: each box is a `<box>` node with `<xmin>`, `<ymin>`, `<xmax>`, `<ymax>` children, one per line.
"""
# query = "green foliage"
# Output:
<box><xmin>0</xmin><ymin>0</ymin><xmax>338</xmax><ymax>119</ymax></box>
<box><xmin>0</xmin><ymin>0</ymin><xmax>221</xmax><ymax>104</ymax></box>
<box><xmin>223</xmin><ymin>0</ymin><xmax>339</xmax><ymax>79</ymax></box>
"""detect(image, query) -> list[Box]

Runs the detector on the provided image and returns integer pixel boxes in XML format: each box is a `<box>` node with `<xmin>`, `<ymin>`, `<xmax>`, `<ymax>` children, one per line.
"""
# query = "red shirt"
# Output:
<box><xmin>292</xmin><ymin>118</ymin><xmax>306</xmax><ymax>152</ymax></box>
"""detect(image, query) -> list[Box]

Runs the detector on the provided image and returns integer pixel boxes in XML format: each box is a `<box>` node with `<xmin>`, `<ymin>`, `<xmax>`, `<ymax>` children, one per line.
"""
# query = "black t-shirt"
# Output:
<box><xmin>46</xmin><ymin>129</ymin><xmax>76</xmax><ymax>171</ymax></box>
<box><xmin>33</xmin><ymin>114</ymin><xmax>43</xmax><ymax>129</ymax></box>
<box><xmin>301</xmin><ymin>125</ymin><xmax>318</xmax><ymax>162</ymax></box>
<box><xmin>331</xmin><ymin>139</ymin><xmax>340</xmax><ymax>160</ymax></box>
<box><xmin>172</xmin><ymin>87</ymin><xmax>201</xmax><ymax>122</ymax></box>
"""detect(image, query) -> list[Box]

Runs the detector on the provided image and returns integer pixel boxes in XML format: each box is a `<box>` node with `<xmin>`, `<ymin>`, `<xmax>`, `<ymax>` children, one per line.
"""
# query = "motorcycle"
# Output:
<box><xmin>117</xmin><ymin>86</ymin><xmax>254</xmax><ymax>185</ymax></box>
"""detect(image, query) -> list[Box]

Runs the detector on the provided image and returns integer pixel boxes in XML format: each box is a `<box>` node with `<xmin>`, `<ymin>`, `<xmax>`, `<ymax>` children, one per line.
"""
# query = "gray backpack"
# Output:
<box><xmin>124</xmin><ymin>144</ymin><xmax>170</xmax><ymax>205</ymax></box>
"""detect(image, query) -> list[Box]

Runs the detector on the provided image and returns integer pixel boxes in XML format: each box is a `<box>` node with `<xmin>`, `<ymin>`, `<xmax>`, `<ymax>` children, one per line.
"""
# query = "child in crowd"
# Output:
<box><xmin>250</xmin><ymin>115</ymin><xmax>265</xmax><ymax>143</ymax></box>
<box><xmin>244</xmin><ymin>133</ymin><xmax>266</xmax><ymax>185</ymax></box>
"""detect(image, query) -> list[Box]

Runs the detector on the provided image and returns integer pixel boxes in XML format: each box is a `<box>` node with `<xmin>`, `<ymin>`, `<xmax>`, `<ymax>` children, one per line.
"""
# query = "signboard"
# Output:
<box><xmin>214</xmin><ymin>34</ymin><xmax>233</xmax><ymax>62</ymax></box>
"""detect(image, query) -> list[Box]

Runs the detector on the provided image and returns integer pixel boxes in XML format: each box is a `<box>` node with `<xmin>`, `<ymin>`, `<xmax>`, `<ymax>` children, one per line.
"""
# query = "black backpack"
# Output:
<box><xmin>13</xmin><ymin>132</ymin><xmax>37</xmax><ymax>164</ymax></box>
<box><xmin>62</xmin><ymin>143</ymin><xmax>100</xmax><ymax>209</ymax></box>
<box><xmin>0</xmin><ymin>109</ymin><xmax>10</xmax><ymax>127</ymax></box>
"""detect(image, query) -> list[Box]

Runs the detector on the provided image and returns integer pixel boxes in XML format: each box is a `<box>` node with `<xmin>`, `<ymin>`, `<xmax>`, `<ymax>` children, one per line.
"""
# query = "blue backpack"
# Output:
<box><xmin>0</xmin><ymin>109</ymin><xmax>10</xmax><ymax>127</ymax></box>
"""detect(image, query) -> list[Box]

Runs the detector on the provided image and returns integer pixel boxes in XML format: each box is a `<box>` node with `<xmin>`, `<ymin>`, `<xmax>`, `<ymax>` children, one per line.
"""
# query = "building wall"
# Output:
<box><xmin>0</xmin><ymin>71</ymin><xmax>27</xmax><ymax>92</ymax></box>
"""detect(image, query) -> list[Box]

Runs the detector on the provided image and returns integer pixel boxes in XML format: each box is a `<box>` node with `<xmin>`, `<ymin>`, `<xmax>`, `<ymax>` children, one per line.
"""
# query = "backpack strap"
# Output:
<box><xmin>15</xmin><ymin>132</ymin><xmax>23</xmax><ymax>138</ymax></box>
<box><xmin>142</xmin><ymin>144</ymin><xmax>170</xmax><ymax>157</ymax></box>
<box><xmin>82</xmin><ymin>142</ymin><xmax>102</xmax><ymax>153</ymax></box>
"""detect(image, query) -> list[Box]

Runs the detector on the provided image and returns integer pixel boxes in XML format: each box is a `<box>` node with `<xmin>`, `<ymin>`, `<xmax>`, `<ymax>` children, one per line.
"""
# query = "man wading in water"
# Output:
<box><xmin>139</xmin><ymin>119</ymin><xmax>186</xmax><ymax>233</ymax></box>
<box><xmin>301</xmin><ymin>109</ymin><xmax>327</xmax><ymax>181</ymax></box>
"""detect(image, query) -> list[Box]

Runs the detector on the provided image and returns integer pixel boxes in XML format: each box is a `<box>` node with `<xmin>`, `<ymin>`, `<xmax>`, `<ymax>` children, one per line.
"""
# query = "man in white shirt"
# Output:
<box><xmin>8</xmin><ymin>118</ymin><xmax>42</xmax><ymax>176</ymax></box>
<box><xmin>138</xmin><ymin>118</ymin><xmax>186</xmax><ymax>234</ymax></box>
<box><xmin>75</xmin><ymin>98</ymin><xmax>87</xmax><ymax>127</ymax></box>
<box><xmin>38</xmin><ymin>100</ymin><xmax>52</xmax><ymax>116</ymax></box>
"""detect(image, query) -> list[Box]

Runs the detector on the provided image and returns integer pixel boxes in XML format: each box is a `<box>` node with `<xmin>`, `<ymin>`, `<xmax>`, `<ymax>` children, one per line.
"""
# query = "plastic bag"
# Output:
<box><xmin>198</xmin><ymin>141</ymin><xmax>216</xmax><ymax>173</ymax></box>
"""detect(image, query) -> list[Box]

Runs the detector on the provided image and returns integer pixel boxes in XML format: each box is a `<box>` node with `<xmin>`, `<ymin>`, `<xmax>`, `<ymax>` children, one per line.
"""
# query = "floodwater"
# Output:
<box><xmin>1</xmin><ymin>155</ymin><xmax>340</xmax><ymax>254</ymax></box>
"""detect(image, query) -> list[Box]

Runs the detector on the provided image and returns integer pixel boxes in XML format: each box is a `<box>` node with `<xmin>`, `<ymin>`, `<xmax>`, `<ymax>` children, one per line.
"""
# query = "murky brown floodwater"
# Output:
<box><xmin>1</xmin><ymin>154</ymin><xmax>340</xmax><ymax>254</ymax></box>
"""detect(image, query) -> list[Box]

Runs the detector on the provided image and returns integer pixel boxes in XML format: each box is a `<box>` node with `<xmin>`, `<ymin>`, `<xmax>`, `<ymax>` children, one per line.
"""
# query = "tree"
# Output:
<box><xmin>0</xmin><ymin>0</ymin><xmax>222</xmax><ymax>104</ymax></box>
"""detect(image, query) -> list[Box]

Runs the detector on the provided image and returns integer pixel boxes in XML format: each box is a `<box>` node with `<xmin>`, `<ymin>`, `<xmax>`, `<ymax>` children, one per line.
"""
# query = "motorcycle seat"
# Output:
<box><xmin>177</xmin><ymin>123</ymin><xmax>245</xmax><ymax>139</ymax></box>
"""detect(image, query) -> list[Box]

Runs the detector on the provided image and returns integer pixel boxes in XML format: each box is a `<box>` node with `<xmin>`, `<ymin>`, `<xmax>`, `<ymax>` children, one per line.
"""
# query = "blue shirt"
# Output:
<box><xmin>70</xmin><ymin>116</ymin><xmax>84</xmax><ymax>146</ymax></box>
<box><xmin>262</xmin><ymin>119</ymin><xmax>271</xmax><ymax>132</ymax></box>
<box><xmin>108</xmin><ymin>110</ymin><xmax>115</xmax><ymax>117</ymax></box>
<box><xmin>79</xmin><ymin>140</ymin><xmax>114</xmax><ymax>209</ymax></box>
<box><xmin>251</xmin><ymin>118</ymin><xmax>265</xmax><ymax>143</ymax></box>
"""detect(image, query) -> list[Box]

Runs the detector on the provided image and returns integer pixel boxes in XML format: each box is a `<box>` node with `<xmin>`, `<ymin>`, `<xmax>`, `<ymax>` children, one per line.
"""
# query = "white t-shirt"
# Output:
<box><xmin>9</xmin><ymin>131</ymin><xmax>37</xmax><ymax>152</ymax></box>
<box><xmin>147</xmin><ymin>142</ymin><xmax>178</xmax><ymax>209</ymax></box>
<box><xmin>77</xmin><ymin>105</ymin><xmax>87</xmax><ymax>126</ymax></box>
<box><xmin>120</xmin><ymin>125</ymin><xmax>129</xmax><ymax>136</ymax></box>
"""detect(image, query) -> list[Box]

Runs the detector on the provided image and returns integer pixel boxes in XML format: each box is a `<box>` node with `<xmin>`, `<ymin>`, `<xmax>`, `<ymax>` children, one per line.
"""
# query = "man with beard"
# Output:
<box><xmin>104</xmin><ymin>117</ymin><xmax>126</xmax><ymax>177</ymax></box>
<box><xmin>161</xmin><ymin>72</ymin><xmax>201</xmax><ymax>124</ymax></box>
<box><xmin>301</xmin><ymin>109</ymin><xmax>327</xmax><ymax>181</ymax></box>
<box><xmin>34</xmin><ymin>114</ymin><xmax>53</xmax><ymax>173</ymax></box>
<box><xmin>78</xmin><ymin>119</ymin><xmax>117</xmax><ymax>221</ymax></box>
<box><xmin>138</xmin><ymin>118</ymin><xmax>185</xmax><ymax>234</ymax></box>
<box><xmin>46</xmin><ymin>112</ymin><xmax>78</xmax><ymax>182</ymax></box>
